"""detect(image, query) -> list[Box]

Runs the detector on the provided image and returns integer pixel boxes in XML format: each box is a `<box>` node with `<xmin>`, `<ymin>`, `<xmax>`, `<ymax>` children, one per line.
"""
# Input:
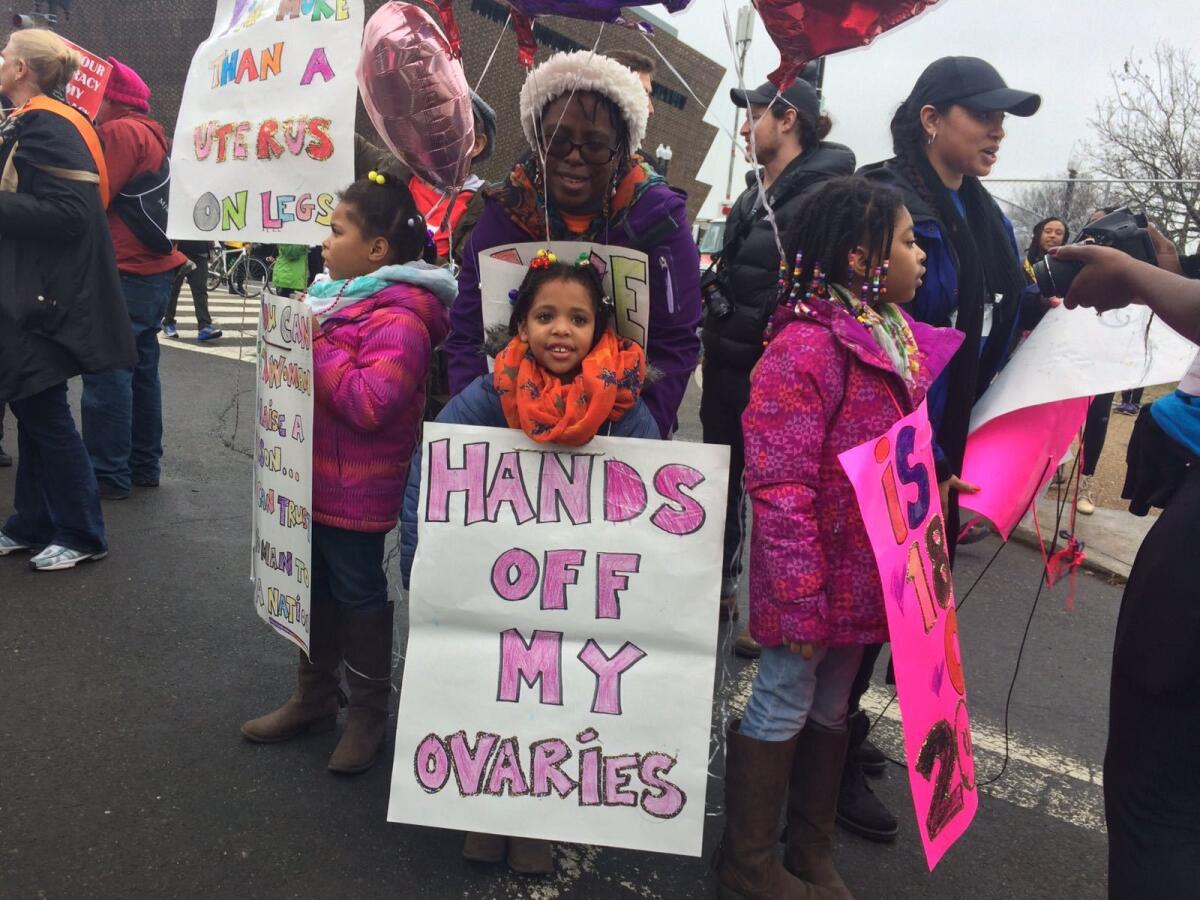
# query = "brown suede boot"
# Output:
<box><xmin>328</xmin><ymin>604</ymin><xmax>394</xmax><ymax>774</ymax></box>
<box><xmin>783</xmin><ymin>723</ymin><xmax>853</xmax><ymax>898</ymax></box>
<box><xmin>717</xmin><ymin>720</ymin><xmax>839</xmax><ymax>900</ymax></box>
<box><xmin>462</xmin><ymin>832</ymin><xmax>507</xmax><ymax>864</ymax></box>
<box><xmin>507</xmin><ymin>837</ymin><xmax>554</xmax><ymax>875</ymax></box>
<box><xmin>241</xmin><ymin>603</ymin><xmax>342</xmax><ymax>743</ymax></box>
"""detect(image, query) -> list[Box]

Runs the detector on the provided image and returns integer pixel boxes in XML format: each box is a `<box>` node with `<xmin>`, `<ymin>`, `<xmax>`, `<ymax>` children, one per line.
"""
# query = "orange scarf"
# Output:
<box><xmin>494</xmin><ymin>329</ymin><xmax>647</xmax><ymax>446</ymax></box>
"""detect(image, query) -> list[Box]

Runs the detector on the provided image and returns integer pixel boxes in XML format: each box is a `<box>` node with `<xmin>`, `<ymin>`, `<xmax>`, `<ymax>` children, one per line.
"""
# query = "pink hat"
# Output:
<box><xmin>104</xmin><ymin>57</ymin><xmax>151</xmax><ymax>112</ymax></box>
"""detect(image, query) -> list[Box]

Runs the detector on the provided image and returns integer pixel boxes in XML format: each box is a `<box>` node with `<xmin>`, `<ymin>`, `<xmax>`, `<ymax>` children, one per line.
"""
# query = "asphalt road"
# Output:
<box><xmin>0</xmin><ymin>322</ymin><xmax>1120</xmax><ymax>899</ymax></box>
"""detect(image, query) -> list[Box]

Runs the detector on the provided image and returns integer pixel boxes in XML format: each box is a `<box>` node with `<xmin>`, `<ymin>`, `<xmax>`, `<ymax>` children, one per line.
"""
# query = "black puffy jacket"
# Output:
<box><xmin>701</xmin><ymin>142</ymin><xmax>856</xmax><ymax>370</ymax></box>
<box><xmin>0</xmin><ymin>101</ymin><xmax>135</xmax><ymax>404</ymax></box>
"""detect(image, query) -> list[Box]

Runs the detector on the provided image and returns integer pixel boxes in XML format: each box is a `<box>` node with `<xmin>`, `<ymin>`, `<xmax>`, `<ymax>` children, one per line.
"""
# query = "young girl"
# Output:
<box><xmin>400</xmin><ymin>252</ymin><xmax>659</xmax><ymax>875</ymax></box>
<box><xmin>241</xmin><ymin>173</ymin><xmax>456</xmax><ymax>777</ymax></box>
<box><xmin>717</xmin><ymin>177</ymin><xmax>962</xmax><ymax>900</ymax></box>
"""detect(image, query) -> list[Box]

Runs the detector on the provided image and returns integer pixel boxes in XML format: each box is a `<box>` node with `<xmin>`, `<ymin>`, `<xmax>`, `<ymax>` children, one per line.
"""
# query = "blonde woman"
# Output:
<box><xmin>0</xmin><ymin>29</ymin><xmax>135</xmax><ymax>571</ymax></box>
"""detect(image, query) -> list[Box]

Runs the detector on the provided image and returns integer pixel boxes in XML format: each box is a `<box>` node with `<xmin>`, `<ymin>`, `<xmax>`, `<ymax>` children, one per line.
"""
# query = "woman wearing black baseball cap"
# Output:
<box><xmin>861</xmin><ymin>56</ymin><xmax>1040</xmax><ymax>553</ymax></box>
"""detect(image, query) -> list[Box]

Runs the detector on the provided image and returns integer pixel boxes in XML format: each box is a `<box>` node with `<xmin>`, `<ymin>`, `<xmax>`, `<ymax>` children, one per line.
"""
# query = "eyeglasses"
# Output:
<box><xmin>543</xmin><ymin>134</ymin><xmax>619</xmax><ymax>165</ymax></box>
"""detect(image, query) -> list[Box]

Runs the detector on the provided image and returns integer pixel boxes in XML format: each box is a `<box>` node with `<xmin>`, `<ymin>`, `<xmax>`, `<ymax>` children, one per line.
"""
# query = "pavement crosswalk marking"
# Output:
<box><xmin>160</xmin><ymin>287</ymin><xmax>261</xmax><ymax>363</ymax></box>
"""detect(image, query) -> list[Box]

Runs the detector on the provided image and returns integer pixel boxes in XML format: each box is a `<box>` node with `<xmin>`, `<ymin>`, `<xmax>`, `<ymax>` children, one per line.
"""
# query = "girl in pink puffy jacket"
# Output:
<box><xmin>717</xmin><ymin>177</ymin><xmax>963</xmax><ymax>899</ymax></box>
<box><xmin>241</xmin><ymin>174</ymin><xmax>455</xmax><ymax>777</ymax></box>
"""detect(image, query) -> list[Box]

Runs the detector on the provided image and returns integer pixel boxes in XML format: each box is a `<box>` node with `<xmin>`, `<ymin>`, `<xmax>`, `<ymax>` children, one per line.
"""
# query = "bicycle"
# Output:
<box><xmin>207</xmin><ymin>243</ymin><xmax>269</xmax><ymax>298</ymax></box>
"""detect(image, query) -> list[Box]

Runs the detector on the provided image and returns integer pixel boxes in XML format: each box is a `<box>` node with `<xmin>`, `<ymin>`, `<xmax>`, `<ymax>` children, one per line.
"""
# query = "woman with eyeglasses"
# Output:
<box><xmin>443</xmin><ymin>50</ymin><xmax>702</xmax><ymax>440</ymax></box>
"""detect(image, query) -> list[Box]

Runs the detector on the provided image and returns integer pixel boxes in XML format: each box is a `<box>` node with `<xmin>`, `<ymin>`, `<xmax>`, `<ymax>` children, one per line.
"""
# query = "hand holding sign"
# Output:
<box><xmin>357</xmin><ymin>2</ymin><xmax>474</xmax><ymax>192</ymax></box>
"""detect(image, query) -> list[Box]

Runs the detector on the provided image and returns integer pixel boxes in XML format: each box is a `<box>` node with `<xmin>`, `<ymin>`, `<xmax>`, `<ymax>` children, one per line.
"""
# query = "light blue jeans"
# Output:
<box><xmin>741</xmin><ymin>644</ymin><xmax>865</xmax><ymax>742</ymax></box>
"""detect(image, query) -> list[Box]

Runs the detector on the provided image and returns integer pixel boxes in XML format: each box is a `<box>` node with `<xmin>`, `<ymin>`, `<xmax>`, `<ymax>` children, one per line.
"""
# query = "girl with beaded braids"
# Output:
<box><xmin>400</xmin><ymin>252</ymin><xmax>658</xmax><ymax>875</ymax></box>
<box><xmin>718</xmin><ymin>176</ymin><xmax>963</xmax><ymax>900</ymax></box>
<box><xmin>241</xmin><ymin>173</ymin><xmax>456</xmax><ymax>777</ymax></box>
<box><xmin>443</xmin><ymin>50</ymin><xmax>702</xmax><ymax>440</ymax></box>
<box><xmin>859</xmin><ymin>57</ymin><xmax>1041</xmax><ymax>554</ymax></box>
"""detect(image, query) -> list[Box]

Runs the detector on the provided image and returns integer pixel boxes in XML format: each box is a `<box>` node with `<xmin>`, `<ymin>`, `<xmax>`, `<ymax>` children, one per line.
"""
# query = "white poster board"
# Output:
<box><xmin>479</xmin><ymin>242</ymin><xmax>652</xmax><ymax>348</ymax></box>
<box><xmin>167</xmin><ymin>0</ymin><xmax>362</xmax><ymax>243</ymax></box>
<box><xmin>970</xmin><ymin>304</ymin><xmax>1196</xmax><ymax>433</ymax></box>
<box><xmin>389</xmin><ymin>423</ymin><xmax>729</xmax><ymax>857</ymax></box>
<box><xmin>252</xmin><ymin>294</ymin><xmax>314</xmax><ymax>654</ymax></box>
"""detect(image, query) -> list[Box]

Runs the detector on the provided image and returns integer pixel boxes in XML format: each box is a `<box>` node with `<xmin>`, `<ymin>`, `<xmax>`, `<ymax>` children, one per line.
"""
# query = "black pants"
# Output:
<box><xmin>1081</xmin><ymin>393</ymin><xmax>1114</xmax><ymax>477</ymax></box>
<box><xmin>165</xmin><ymin>252</ymin><xmax>212</xmax><ymax>326</ymax></box>
<box><xmin>1105</xmin><ymin>466</ymin><xmax>1200</xmax><ymax>897</ymax></box>
<box><xmin>699</xmin><ymin>362</ymin><xmax>750</xmax><ymax>595</ymax></box>
<box><xmin>1121</xmin><ymin>388</ymin><xmax>1144</xmax><ymax>406</ymax></box>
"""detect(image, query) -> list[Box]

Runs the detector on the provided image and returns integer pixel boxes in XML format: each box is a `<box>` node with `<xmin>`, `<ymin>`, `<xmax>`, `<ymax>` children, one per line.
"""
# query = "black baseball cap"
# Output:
<box><xmin>907</xmin><ymin>57</ymin><xmax>1041</xmax><ymax>117</ymax></box>
<box><xmin>731</xmin><ymin>79</ymin><xmax>820</xmax><ymax>122</ymax></box>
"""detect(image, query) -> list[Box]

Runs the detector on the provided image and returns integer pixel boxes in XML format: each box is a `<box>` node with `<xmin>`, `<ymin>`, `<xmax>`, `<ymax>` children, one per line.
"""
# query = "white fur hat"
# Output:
<box><xmin>519</xmin><ymin>50</ymin><xmax>650</xmax><ymax>153</ymax></box>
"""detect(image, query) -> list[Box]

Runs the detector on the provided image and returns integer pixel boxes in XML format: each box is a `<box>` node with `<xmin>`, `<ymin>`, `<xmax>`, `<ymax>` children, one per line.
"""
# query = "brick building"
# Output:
<box><xmin>50</xmin><ymin>0</ymin><xmax>725</xmax><ymax>221</ymax></box>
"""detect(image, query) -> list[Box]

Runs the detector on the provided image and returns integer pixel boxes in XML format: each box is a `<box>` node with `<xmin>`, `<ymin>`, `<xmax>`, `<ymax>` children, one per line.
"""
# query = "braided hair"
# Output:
<box><xmin>509</xmin><ymin>259</ymin><xmax>612</xmax><ymax>345</ymax></box>
<box><xmin>782</xmin><ymin>176</ymin><xmax>906</xmax><ymax>292</ymax></box>
<box><xmin>889</xmin><ymin>99</ymin><xmax>952</xmax><ymax>213</ymax></box>
<box><xmin>337</xmin><ymin>176</ymin><xmax>435</xmax><ymax>265</ymax></box>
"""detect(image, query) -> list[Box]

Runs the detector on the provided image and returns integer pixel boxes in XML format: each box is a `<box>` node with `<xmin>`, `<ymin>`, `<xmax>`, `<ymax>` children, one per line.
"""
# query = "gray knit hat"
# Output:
<box><xmin>470</xmin><ymin>91</ymin><xmax>497</xmax><ymax>163</ymax></box>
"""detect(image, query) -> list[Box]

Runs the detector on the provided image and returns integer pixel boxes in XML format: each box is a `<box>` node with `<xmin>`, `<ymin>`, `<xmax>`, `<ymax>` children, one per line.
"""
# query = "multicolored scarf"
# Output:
<box><xmin>484</xmin><ymin>154</ymin><xmax>663</xmax><ymax>243</ymax></box>
<box><xmin>493</xmin><ymin>329</ymin><xmax>646</xmax><ymax>446</ymax></box>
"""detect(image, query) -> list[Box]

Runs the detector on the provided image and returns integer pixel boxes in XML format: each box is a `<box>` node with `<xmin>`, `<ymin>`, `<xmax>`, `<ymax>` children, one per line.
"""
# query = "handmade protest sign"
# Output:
<box><xmin>389</xmin><ymin>424</ymin><xmax>728</xmax><ymax>857</ymax></box>
<box><xmin>167</xmin><ymin>0</ymin><xmax>362</xmax><ymax>243</ymax></box>
<box><xmin>252</xmin><ymin>294</ymin><xmax>314</xmax><ymax>654</ymax></box>
<box><xmin>839</xmin><ymin>402</ymin><xmax>977</xmax><ymax>870</ymax></box>
<box><xmin>60</xmin><ymin>40</ymin><xmax>109</xmax><ymax>120</ymax></box>
<box><xmin>962</xmin><ymin>304</ymin><xmax>1195</xmax><ymax>537</ymax></box>
<box><xmin>480</xmin><ymin>242</ymin><xmax>652</xmax><ymax>348</ymax></box>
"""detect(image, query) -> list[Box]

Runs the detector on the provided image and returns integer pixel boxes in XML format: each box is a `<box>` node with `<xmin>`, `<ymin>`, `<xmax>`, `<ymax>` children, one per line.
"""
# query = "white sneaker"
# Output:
<box><xmin>0</xmin><ymin>531</ymin><xmax>37</xmax><ymax>555</ymax></box>
<box><xmin>1077</xmin><ymin>476</ymin><xmax>1096</xmax><ymax>516</ymax></box>
<box><xmin>29</xmin><ymin>544</ymin><xmax>108</xmax><ymax>571</ymax></box>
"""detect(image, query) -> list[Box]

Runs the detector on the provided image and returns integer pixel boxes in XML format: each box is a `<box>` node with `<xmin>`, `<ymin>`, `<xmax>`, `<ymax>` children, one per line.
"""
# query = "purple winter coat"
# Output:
<box><xmin>444</xmin><ymin>181</ymin><xmax>702</xmax><ymax>439</ymax></box>
<box><xmin>742</xmin><ymin>297</ymin><xmax>963</xmax><ymax>648</ymax></box>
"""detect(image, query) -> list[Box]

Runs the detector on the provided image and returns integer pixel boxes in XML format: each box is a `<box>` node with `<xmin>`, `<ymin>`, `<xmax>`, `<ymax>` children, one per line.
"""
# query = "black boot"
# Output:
<box><xmin>848</xmin><ymin>710</ymin><xmax>887</xmax><ymax>776</ymax></box>
<box><xmin>835</xmin><ymin>710</ymin><xmax>897</xmax><ymax>842</ymax></box>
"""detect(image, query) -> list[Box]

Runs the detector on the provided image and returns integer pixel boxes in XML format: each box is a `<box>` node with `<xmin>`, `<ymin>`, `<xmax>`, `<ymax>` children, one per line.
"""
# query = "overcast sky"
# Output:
<box><xmin>659</xmin><ymin>0</ymin><xmax>1189</xmax><ymax>220</ymax></box>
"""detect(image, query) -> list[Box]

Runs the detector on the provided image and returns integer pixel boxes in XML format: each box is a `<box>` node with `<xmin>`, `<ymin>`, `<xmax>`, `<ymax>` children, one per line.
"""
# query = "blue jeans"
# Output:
<box><xmin>311</xmin><ymin>523</ymin><xmax>389</xmax><ymax>611</ymax></box>
<box><xmin>4</xmin><ymin>382</ymin><xmax>106</xmax><ymax>552</ymax></box>
<box><xmin>741</xmin><ymin>644</ymin><xmax>865</xmax><ymax>742</ymax></box>
<box><xmin>82</xmin><ymin>271</ymin><xmax>174</xmax><ymax>492</ymax></box>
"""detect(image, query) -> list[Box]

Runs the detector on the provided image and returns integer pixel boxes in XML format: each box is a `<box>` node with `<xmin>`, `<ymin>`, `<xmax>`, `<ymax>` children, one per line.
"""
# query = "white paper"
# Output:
<box><xmin>167</xmin><ymin>0</ymin><xmax>362</xmax><ymax>243</ymax></box>
<box><xmin>389</xmin><ymin>424</ymin><xmax>729</xmax><ymax>857</ymax></box>
<box><xmin>970</xmin><ymin>304</ymin><xmax>1196</xmax><ymax>432</ymax></box>
<box><xmin>479</xmin><ymin>242</ymin><xmax>652</xmax><ymax>348</ymax></box>
<box><xmin>252</xmin><ymin>295</ymin><xmax>314</xmax><ymax>655</ymax></box>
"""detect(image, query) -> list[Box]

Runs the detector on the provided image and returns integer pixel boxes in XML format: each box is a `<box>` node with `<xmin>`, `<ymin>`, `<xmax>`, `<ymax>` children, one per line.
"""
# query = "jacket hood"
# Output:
<box><xmin>373</xmin><ymin>262</ymin><xmax>458</xmax><ymax>307</ymax></box>
<box><xmin>857</xmin><ymin>159</ymin><xmax>938</xmax><ymax>223</ymax></box>
<box><xmin>744</xmin><ymin>142</ymin><xmax>857</xmax><ymax>196</ymax></box>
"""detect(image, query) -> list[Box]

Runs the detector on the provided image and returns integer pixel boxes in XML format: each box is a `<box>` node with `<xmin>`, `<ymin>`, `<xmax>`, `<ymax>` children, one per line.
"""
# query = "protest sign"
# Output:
<box><xmin>962</xmin><ymin>304</ymin><xmax>1195</xmax><ymax>536</ymax></box>
<box><xmin>252</xmin><ymin>294</ymin><xmax>314</xmax><ymax>655</ymax></box>
<box><xmin>479</xmin><ymin>242</ymin><xmax>652</xmax><ymax>348</ymax></box>
<box><xmin>839</xmin><ymin>402</ymin><xmax>977</xmax><ymax>870</ymax></box>
<box><xmin>389</xmin><ymin>423</ymin><xmax>728</xmax><ymax>857</ymax></box>
<box><xmin>167</xmin><ymin>0</ymin><xmax>362</xmax><ymax>243</ymax></box>
<box><xmin>61</xmin><ymin>40</ymin><xmax>109</xmax><ymax>120</ymax></box>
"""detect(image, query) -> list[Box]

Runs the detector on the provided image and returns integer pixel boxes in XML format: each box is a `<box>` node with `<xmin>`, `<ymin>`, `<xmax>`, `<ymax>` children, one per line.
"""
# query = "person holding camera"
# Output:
<box><xmin>1053</xmin><ymin>238</ymin><xmax>1200</xmax><ymax>898</ymax></box>
<box><xmin>699</xmin><ymin>77</ymin><xmax>854</xmax><ymax>656</ymax></box>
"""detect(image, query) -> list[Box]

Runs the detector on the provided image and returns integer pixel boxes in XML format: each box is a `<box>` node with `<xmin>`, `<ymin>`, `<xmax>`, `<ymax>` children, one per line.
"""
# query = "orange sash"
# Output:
<box><xmin>11</xmin><ymin>95</ymin><xmax>110</xmax><ymax>206</ymax></box>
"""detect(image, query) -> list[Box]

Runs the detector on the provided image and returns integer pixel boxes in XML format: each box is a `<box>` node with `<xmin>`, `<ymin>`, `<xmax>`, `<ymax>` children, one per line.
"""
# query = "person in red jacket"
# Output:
<box><xmin>81</xmin><ymin>57</ymin><xmax>186</xmax><ymax>500</ymax></box>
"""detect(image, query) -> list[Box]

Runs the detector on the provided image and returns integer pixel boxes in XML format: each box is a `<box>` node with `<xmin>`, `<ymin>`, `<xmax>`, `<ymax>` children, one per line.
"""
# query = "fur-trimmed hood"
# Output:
<box><xmin>519</xmin><ymin>50</ymin><xmax>650</xmax><ymax>151</ymax></box>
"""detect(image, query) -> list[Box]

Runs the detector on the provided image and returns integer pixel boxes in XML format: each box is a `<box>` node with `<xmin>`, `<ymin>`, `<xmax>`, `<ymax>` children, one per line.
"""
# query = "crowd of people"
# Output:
<box><xmin>0</xmin><ymin>26</ymin><xmax>1197</xmax><ymax>900</ymax></box>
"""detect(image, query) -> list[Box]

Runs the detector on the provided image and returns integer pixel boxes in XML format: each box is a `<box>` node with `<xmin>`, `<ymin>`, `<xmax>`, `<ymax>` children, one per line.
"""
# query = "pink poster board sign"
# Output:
<box><xmin>61</xmin><ymin>40</ymin><xmax>110</xmax><ymax>121</ymax></box>
<box><xmin>839</xmin><ymin>401</ymin><xmax>978</xmax><ymax>870</ymax></box>
<box><xmin>961</xmin><ymin>398</ymin><xmax>1090</xmax><ymax>539</ymax></box>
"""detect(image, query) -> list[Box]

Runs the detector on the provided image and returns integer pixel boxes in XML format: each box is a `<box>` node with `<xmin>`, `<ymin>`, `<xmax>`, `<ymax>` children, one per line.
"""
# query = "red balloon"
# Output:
<box><xmin>358</xmin><ymin>3</ymin><xmax>475</xmax><ymax>192</ymax></box>
<box><xmin>754</xmin><ymin>0</ymin><xmax>941</xmax><ymax>89</ymax></box>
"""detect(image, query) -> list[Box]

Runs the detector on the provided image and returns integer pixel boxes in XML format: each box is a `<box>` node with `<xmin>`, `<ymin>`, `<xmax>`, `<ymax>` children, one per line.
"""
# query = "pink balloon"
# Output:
<box><xmin>357</xmin><ymin>2</ymin><xmax>475</xmax><ymax>192</ymax></box>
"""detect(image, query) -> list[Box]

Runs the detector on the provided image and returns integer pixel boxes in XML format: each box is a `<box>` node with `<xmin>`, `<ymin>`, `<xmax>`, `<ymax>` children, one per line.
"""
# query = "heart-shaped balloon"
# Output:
<box><xmin>755</xmin><ymin>0</ymin><xmax>941</xmax><ymax>89</ymax></box>
<box><xmin>357</xmin><ymin>2</ymin><xmax>475</xmax><ymax>192</ymax></box>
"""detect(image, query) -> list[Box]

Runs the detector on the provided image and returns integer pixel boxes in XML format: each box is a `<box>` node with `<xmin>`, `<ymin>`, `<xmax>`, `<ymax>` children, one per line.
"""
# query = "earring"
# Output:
<box><xmin>927</xmin><ymin>132</ymin><xmax>937</xmax><ymax>146</ymax></box>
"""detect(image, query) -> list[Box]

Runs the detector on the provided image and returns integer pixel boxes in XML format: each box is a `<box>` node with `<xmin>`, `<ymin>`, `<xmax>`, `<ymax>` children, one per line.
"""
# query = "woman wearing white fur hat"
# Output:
<box><xmin>443</xmin><ymin>49</ymin><xmax>702</xmax><ymax>441</ymax></box>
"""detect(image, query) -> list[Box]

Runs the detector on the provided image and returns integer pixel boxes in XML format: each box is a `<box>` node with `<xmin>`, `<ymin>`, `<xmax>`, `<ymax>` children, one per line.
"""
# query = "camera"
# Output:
<box><xmin>701</xmin><ymin>267</ymin><xmax>733</xmax><ymax>321</ymax></box>
<box><xmin>1033</xmin><ymin>207</ymin><xmax>1158</xmax><ymax>298</ymax></box>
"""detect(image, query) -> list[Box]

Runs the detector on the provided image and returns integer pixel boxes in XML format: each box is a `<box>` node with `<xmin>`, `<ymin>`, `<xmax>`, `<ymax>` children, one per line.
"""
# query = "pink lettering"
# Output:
<box><xmin>414</xmin><ymin>733</ymin><xmax>450</xmax><ymax>792</ymax></box>
<box><xmin>447</xmin><ymin>731</ymin><xmax>498</xmax><ymax>796</ymax></box>
<box><xmin>530</xmin><ymin>738</ymin><xmax>577</xmax><ymax>798</ymax></box>
<box><xmin>650</xmin><ymin>464</ymin><xmax>707</xmax><ymax>536</ymax></box>
<box><xmin>425</xmin><ymin>439</ymin><xmax>487</xmax><ymax>525</ymax></box>
<box><xmin>490</xmin><ymin>548</ymin><xmax>539</xmax><ymax>602</ymax></box>
<box><xmin>484</xmin><ymin>737</ymin><xmax>530</xmax><ymax>796</ymax></box>
<box><xmin>541</xmin><ymin>549</ymin><xmax>584</xmax><ymax>611</ymax></box>
<box><xmin>497</xmin><ymin>629</ymin><xmax>563</xmax><ymax>705</ymax></box>
<box><xmin>595</xmin><ymin>552</ymin><xmax>640</xmax><ymax>620</ymax></box>
<box><xmin>603</xmin><ymin>459</ymin><xmax>647</xmax><ymax>522</ymax></box>
<box><xmin>537</xmin><ymin>454</ymin><xmax>593</xmax><ymax>525</ymax></box>
<box><xmin>577</xmin><ymin>640</ymin><xmax>646</xmax><ymax>715</ymax></box>
<box><xmin>603</xmin><ymin>754</ymin><xmax>639</xmax><ymax>807</ymax></box>
<box><xmin>486</xmin><ymin>451</ymin><xmax>535</xmax><ymax>523</ymax></box>
<box><xmin>639</xmin><ymin>752</ymin><xmax>687</xmax><ymax>818</ymax></box>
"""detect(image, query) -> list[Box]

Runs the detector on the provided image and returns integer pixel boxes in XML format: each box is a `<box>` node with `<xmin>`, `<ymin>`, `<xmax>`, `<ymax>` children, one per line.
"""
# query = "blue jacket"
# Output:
<box><xmin>399</xmin><ymin>373</ymin><xmax>660</xmax><ymax>587</ymax></box>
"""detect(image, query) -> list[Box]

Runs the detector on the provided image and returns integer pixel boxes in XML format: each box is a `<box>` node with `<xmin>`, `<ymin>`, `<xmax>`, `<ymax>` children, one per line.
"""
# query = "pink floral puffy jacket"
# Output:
<box><xmin>743</xmin><ymin>296</ymin><xmax>962</xmax><ymax>647</ymax></box>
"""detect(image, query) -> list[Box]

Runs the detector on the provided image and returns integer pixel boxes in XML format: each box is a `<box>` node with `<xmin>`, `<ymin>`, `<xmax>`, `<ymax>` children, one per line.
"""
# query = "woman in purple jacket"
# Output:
<box><xmin>443</xmin><ymin>50</ymin><xmax>701</xmax><ymax>439</ymax></box>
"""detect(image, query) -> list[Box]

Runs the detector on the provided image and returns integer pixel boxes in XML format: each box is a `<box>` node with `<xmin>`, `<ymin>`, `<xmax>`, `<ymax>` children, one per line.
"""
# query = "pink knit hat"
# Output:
<box><xmin>104</xmin><ymin>57</ymin><xmax>151</xmax><ymax>112</ymax></box>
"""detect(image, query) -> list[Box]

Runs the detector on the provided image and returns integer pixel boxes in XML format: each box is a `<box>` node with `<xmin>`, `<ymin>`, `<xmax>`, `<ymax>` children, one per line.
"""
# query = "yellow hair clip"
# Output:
<box><xmin>367</xmin><ymin>170</ymin><xmax>386</xmax><ymax>185</ymax></box>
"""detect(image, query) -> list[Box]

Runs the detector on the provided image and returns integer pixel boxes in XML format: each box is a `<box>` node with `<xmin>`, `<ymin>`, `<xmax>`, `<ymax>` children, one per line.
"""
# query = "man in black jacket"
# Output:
<box><xmin>699</xmin><ymin>78</ymin><xmax>854</xmax><ymax>657</ymax></box>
